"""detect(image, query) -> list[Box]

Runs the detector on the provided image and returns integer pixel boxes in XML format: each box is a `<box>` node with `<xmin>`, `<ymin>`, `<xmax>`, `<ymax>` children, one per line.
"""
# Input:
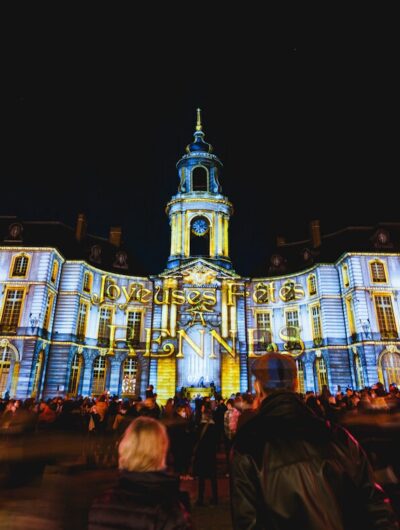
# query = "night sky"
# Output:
<box><xmin>2</xmin><ymin>12</ymin><xmax>398</xmax><ymax>276</ymax></box>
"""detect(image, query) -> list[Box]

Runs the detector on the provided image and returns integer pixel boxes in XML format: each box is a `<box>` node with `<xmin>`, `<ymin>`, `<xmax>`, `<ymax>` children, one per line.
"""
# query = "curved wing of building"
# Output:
<box><xmin>1</xmin><ymin>111</ymin><xmax>400</xmax><ymax>402</ymax></box>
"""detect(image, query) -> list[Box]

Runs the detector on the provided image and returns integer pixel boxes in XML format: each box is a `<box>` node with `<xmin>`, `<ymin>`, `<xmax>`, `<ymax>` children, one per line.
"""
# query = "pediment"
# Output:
<box><xmin>160</xmin><ymin>258</ymin><xmax>240</xmax><ymax>285</ymax></box>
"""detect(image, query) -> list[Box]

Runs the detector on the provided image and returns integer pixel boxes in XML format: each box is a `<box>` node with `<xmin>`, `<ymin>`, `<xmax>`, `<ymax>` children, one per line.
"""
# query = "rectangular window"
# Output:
<box><xmin>285</xmin><ymin>309</ymin><xmax>300</xmax><ymax>342</ymax></box>
<box><xmin>374</xmin><ymin>295</ymin><xmax>398</xmax><ymax>339</ymax></box>
<box><xmin>1</xmin><ymin>289</ymin><xmax>24</xmax><ymax>333</ymax></box>
<box><xmin>255</xmin><ymin>312</ymin><xmax>272</xmax><ymax>351</ymax></box>
<box><xmin>98</xmin><ymin>307</ymin><xmax>112</xmax><ymax>341</ymax></box>
<box><xmin>76</xmin><ymin>301</ymin><xmax>89</xmax><ymax>339</ymax></box>
<box><xmin>285</xmin><ymin>309</ymin><xmax>299</xmax><ymax>328</ymax></box>
<box><xmin>311</xmin><ymin>305</ymin><xmax>322</xmax><ymax>341</ymax></box>
<box><xmin>127</xmin><ymin>311</ymin><xmax>142</xmax><ymax>345</ymax></box>
<box><xmin>83</xmin><ymin>272</ymin><xmax>92</xmax><ymax>293</ymax></box>
<box><xmin>43</xmin><ymin>294</ymin><xmax>54</xmax><ymax>330</ymax></box>
<box><xmin>51</xmin><ymin>261</ymin><xmax>59</xmax><ymax>283</ymax></box>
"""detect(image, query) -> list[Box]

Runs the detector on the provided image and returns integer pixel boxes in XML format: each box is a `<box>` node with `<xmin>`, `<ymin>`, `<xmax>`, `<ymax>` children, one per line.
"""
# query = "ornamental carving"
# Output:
<box><xmin>182</xmin><ymin>264</ymin><xmax>218</xmax><ymax>285</ymax></box>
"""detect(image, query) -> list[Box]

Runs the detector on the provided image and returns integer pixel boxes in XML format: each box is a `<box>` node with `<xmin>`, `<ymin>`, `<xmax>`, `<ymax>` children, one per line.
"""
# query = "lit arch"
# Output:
<box><xmin>191</xmin><ymin>165</ymin><xmax>209</xmax><ymax>192</ymax></box>
<box><xmin>378</xmin><ymin>346</ymin><xmax>400</xmax><ymax>388</ymax></box>
<box><xmin>0</xmin><ymin>339</ymin><xmax>20</xmax><ymax>397</ymax></box>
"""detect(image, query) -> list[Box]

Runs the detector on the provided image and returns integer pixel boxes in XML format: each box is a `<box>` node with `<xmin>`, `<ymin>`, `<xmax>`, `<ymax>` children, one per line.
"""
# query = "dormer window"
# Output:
<box><xmin>10</xmin><ymin>253</ymin><xmax>30</xmax><ymax>278</ymax></box>
<box><xmin>370</xmin><ymin>260</ymin><xmax>387</xmax><ymax>283</ymax></box>
<box><xmin>192</xmin><ymin>166</ymin><xmax>208</xmax><ymax>191</ymax></box>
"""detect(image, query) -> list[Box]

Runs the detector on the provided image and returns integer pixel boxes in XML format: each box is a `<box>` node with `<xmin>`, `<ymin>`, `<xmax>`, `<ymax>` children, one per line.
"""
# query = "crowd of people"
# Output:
<box><xmin>1</xmin><ymin>375</ymin><xmax>400</xmax><ymax>528</ymax></box>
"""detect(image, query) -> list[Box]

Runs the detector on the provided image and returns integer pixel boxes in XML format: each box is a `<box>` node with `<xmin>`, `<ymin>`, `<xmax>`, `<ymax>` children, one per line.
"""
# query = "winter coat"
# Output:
<box><xmin>88</xmin><ymin>470</ymin><xmax>192</xmax><ymax>530</ymax></box>
<box><xmin>192</xmin><ymin>421</ymin><xmax>218</xmax><ymax>477</ymax></box>
<box><xmin>230</xmin><ymin>391</ymin><xmax>398</xmax><ymax>530</ymax></box>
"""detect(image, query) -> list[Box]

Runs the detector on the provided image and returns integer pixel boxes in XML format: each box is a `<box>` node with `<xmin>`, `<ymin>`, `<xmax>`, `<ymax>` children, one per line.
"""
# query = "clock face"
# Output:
<box><xmin>191</xmin><ymin>217</ymin><xmax>209</xmax><ymax>237</ymax></box>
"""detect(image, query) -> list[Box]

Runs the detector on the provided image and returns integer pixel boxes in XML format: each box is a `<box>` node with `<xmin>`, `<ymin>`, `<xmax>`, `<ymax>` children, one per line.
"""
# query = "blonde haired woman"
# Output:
<box><xmin>89</xmin><ymin>417</ymin><xmax>192</xmax><ymax>530</ymax></box>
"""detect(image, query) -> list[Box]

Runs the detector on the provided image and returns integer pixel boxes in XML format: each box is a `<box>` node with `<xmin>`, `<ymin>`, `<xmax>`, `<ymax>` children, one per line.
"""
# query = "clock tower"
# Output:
<box><xmin>166</xmin><ymin>109</ymin><xmax>233</xmax><ymax>270</ymax></box>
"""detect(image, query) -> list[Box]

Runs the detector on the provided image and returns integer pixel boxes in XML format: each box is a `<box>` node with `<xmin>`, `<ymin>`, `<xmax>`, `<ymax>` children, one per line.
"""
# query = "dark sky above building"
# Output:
<box><xmin>1</xmin><ymin>9</ymin><xmax>398</xmax><ymax>276</ymax></box>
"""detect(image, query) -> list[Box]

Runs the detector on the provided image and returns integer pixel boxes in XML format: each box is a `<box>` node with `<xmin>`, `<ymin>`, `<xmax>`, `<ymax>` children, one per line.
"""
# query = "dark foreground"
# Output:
<box><xmin>0</xmin><ymin>463</ymin><xmax>231</xmax><ymax>530</ymax></box>
<box><xmin>1</xmin><ymin>414</ymin><xmax>400</xmax><ymax>529</ymax></box>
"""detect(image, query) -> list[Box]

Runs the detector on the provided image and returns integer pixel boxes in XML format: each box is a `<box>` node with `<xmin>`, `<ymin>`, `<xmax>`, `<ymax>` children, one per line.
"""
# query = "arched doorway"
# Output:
<box><xmin>92</xmin><ymin>356</ymin><xmax>109</xmax><ymax>396</ymax></box>
<box><xmin>380</xmin><ymin>348</ymin><xmax>400</xmax><ymax>388</ymax></box>
<box><xmin>0</xmin><ymin>347</ymin><xmax>11</xmax><ymax>397</ymax></box>
<box><xmin>0</xmin><ymin>341</ymin><xmax>19</xmax><ymax>397</ymax></box>
<box><xmin>296</xmin><ymin>358</ymin><xmax>305</xmax><ymax>394</ymax></box>
<box><xmin>121</xmin><ymin>357</ymin><xmax>139</xmax><ymax>397</ymax></box>
<box><xmin>314</xmin><ymin>354</ymin><xmax>328</xmax><ymax>393</ymax></box>
<box><xmin>68</xmin><ymin>353</ymin><xmax>84</xmax><ymax>396</ymax></box>
<box><xmin>190</xmin><ymin>216</ymin><xmax>210</xmax><ymax>257</ymax></box>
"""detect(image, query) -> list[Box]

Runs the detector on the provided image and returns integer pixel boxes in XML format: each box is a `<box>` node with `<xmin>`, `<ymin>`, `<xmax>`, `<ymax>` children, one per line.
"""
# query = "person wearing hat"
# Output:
<box><xmin>230</xmin><ymin>353</ymin><xmax>398</xmax><ymax>530</ymax></box>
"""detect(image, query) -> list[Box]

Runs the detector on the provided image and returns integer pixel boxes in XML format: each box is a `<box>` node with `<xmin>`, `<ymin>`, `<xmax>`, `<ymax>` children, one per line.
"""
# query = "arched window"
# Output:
<box><xmin>314</xmin><ymin>354</ymin><xmax>328</xmax><ymax>393</ymax></box>
<box><xmin>122</xmin><ymin>357</ymin><xmax>138</xmax><ymax>396</ymax></box>
<box><xmin>11</xmin><ymin>253</ymin><xmax>30</xmax><ymax>278</ymax></box>
<box><xmin>51</xmin><ymin>260</ymin><xmax>59</xmax><ymax>283</ymax></box>
<box><xmin>381</xmin><ymin>350</ymin><xmax>400</xmax><ymax>388</ymax></box>
<box><xmin>342</xmin><ymin>264</ymin><xmax>349</xmax><ymax>288</ymax></box>
<box><xmin>307</xmin><ymin>274</ymin><xmax>317</xmax><ymax>296</ymax></box>
<box><xmin>83</xmin><ymin>271</ymin><xmax>93</xmax><ymax>293</ymax></box>
<box><xmin>68</xmin><ymin>353</ymin><xmax>83</xmax><ymax>396</ymax></box>
<box><xmin>0</xmin><ymin>347</ymin><xmax>12</xmax><ymax>396</ymax></box>
<box><xmin>370</xmin><ymin>260</ymin><xmax>387</xmax><ymax>283</ymax></box>
<box><xmin>354</xmin><ymin>351</ymin><xmax>365</xmax><ymax>390</ymax></box>
<box><xmin>92</xmin><ymin>356</ymin><xmax>108</xmax><ymax>395</ymax></box>
<box><xmin>296</xmin><ymin>359</ymin><xmax>305</xmax><ymax>395</ymax></box>
<box><xmin>31</xmin><ymin>350</ymin><xmax>45</xmax><ymax>398</ymax></box>
<box><xmin>192</xmin><ymin>166</ymin><xmax>208</xmax><ymax>191</ymax></box>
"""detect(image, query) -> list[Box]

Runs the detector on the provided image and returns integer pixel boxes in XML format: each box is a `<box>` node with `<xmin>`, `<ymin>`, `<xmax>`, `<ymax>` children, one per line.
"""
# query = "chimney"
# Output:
<box><xmin>109</xmin><ymin>226</ymin><xmax>122</xmax><ymax>247</ymax></box>
<box><xmin>76</xmin><ymin>213</ymin><xmax>87</xmax><ymax>242</ymax></box>
<box><xmin>310</xmin><ymin>219</ymin><xmax>321</xmax><ymax>248</ymax></box>
<box><xmin>276</xmin><ymin>235</ymin><xmax>286</xmax><ymax>247</ymax></box>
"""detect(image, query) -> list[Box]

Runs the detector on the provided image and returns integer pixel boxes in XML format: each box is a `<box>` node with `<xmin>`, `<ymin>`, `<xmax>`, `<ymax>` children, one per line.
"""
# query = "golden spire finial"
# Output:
<box><xmin>196</xmin><ymin>108</ymin><xmax>202</xmax><ymax>132</ymax></box>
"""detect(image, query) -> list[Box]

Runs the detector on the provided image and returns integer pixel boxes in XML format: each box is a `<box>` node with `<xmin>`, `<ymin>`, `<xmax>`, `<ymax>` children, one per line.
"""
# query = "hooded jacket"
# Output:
<box><xmin>89</xmin><ymin>470</ymin><xmax>192</xmax><ymax>530</ymax></box>
<box><xmin>230</xmin><ymin>391</ymin><xmax>398</xmax><ymax>530</ymax></box>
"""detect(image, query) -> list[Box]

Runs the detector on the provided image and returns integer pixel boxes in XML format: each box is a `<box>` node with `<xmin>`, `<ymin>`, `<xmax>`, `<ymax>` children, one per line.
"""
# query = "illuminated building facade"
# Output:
<box><xmin>2</xmin><ymin>111</ymin><xmax>400</xmax><ymax>402</ymax></box>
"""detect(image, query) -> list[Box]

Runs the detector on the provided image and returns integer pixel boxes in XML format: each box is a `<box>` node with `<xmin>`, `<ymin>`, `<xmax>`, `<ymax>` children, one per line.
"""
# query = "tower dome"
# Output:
<box><xmin>166</xmin><ymin>110</ymin><xmax>233</xmax><ymax>270</ymax></box>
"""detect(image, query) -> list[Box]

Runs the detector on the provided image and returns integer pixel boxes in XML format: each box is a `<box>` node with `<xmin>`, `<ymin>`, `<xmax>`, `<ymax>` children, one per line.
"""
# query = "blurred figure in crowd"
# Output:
<box><xmin>230</xmin><ymin>353</ymin><xmax>398</xmax><ymax>530</ymax></box>
<box><xmin>89</xmin><ymin>416</ymin><xmax>192</xmax><ymax>529</ymax></box>
<box><xmin>192</xmin><ymin>402</ymin><xmax>218</xmax><ymax>506</ymax></box>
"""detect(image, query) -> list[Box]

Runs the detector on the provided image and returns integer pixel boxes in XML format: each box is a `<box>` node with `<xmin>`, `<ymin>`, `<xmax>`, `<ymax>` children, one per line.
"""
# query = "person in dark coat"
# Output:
<box><xmin>192</xmin><ymin>402</ymin><xmax>218</xmax><ymax>506</ymax></box>
<box><xmin>89</xmin><ymin>416</ymin><xmax>192</xmax><ymax>530</ymax></box>
<box><xmin>230</xmin><ymin>353</ymin><xmax>398</xmax><ymax>530</ymax></box>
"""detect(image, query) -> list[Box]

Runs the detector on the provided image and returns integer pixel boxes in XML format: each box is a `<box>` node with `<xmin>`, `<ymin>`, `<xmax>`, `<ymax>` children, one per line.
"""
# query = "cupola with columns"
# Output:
<box><xmin>166</xmin><ymin>109</ymin><xmax>233</xmax><ymax>270</ymax></box>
